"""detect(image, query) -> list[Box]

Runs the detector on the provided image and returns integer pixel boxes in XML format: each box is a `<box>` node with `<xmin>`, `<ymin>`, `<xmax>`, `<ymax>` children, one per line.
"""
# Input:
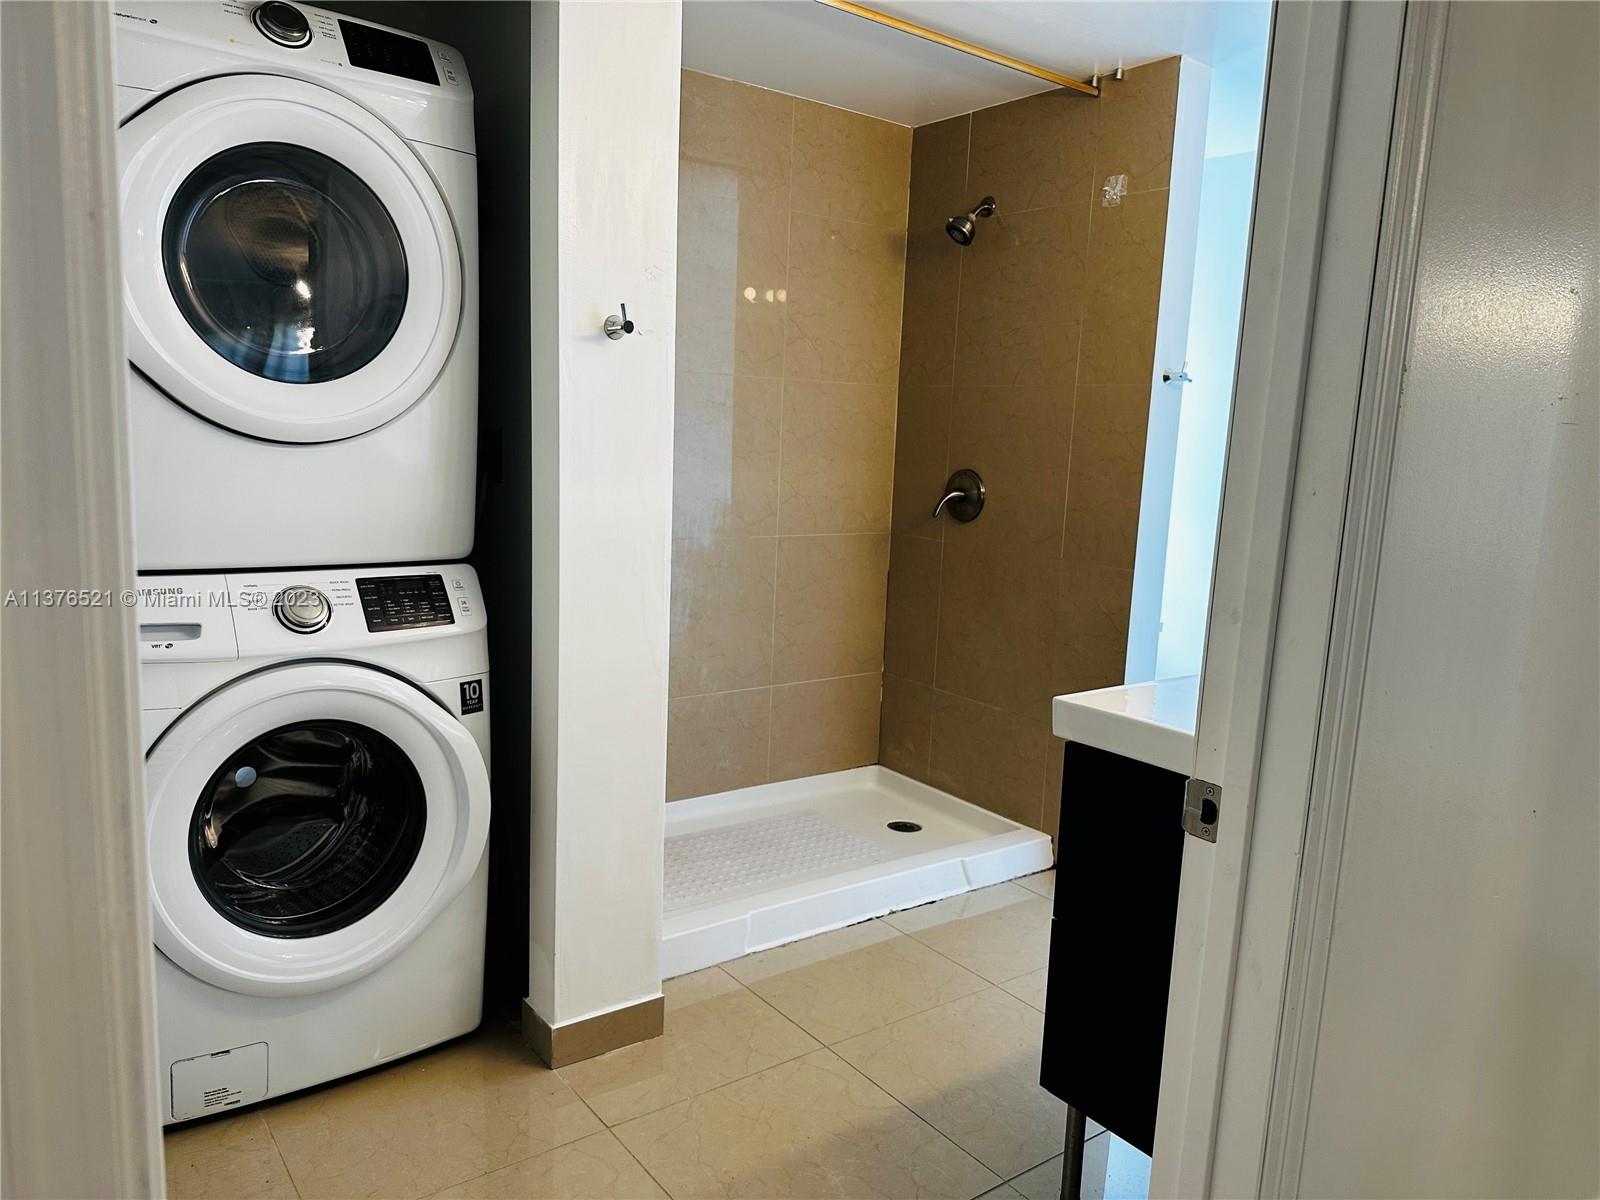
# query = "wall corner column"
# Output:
<box><xmin>525</xmin><ymin>0</ymin><xmax>680</xmax><ymax>1063</ymax></box>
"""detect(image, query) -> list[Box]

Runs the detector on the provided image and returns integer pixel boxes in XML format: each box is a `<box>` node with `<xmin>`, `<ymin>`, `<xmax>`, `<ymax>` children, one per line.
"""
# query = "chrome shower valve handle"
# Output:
<box><xmin>932</xmin><ymin>469</ymin><xmax>985</xmax><ymax>522</ymax></box>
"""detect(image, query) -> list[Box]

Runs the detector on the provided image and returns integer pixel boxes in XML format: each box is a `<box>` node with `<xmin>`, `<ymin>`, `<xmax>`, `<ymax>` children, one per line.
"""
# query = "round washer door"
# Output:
<box><xmin>119</xmin><ymin>74</ymin><xmax>462</xmax><ymax>443</ymax></box>
<box><xmin>146</xmin><ymin>662</ymin><xmax>489</xmax><ymax>997</ymax></box>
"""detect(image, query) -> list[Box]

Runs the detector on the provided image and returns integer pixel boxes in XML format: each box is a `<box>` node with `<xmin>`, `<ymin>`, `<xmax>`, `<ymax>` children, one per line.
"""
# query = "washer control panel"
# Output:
<box><xmin>273</xmin><ymin>585</ymin><xmax>331</xmax><ymax>634</ymax></box>
<box><xmin>135</xmin><ymin>564</ymin><xmax>485</xmax><ymax>663</ymax></box>
<box><xmin>357</xmin><ymin>574</ymin><xmax>455</xmax><ymax>632</ymax></box>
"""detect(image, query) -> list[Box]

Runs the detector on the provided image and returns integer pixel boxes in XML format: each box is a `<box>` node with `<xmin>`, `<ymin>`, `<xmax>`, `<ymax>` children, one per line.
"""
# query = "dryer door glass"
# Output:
<box><xmin>162</xmin><ymin>142</ymin><xmax>408</xmax><ymax>386</ymax></box>
<box><xmin>190</xmin><ymin>719</ymin><xmax>426</xmax><ymax>937</ymax></box>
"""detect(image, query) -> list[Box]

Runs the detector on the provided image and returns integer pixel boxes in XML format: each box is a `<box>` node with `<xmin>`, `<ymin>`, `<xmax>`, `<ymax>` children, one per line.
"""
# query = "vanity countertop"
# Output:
<box><xmin>1050</xmin><ymin>675</ymin><xmax>1199</xmax><ymax>775</ymax></box>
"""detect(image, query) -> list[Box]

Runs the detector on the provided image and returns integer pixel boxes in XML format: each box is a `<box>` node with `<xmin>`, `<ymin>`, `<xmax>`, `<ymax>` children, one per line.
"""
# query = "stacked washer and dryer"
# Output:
<box><xmin>117</xmin><ymin>2</ymin><xmax>492</xmax><ymax>1122</ymax></box>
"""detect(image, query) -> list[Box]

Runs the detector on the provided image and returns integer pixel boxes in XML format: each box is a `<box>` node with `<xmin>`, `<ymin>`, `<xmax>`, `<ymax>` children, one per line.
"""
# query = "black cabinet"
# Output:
<box><xmin>1039</xmin><ymin>741</ymin><xmax>1187</xmax><ymax>1156</ymax></box>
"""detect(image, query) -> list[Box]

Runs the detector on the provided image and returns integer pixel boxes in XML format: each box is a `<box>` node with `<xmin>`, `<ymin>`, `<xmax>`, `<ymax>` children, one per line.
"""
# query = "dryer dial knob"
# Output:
<box><xmin>274</xmin><ymin>586</ymin><xmax>331</xmax><ymax>634</ymax></box>
<box><xmin>252</xmin><ymin>2</ymin><xmax>313</xmax><ymax>48</ymax></box>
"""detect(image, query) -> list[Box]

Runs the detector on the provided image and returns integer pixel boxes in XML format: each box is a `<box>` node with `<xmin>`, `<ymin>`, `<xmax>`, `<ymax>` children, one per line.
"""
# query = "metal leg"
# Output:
<box><xmin>1061</xmin><ymin>1105</ymin><xmax>1087</xmax><ymax>1200</ymax></box>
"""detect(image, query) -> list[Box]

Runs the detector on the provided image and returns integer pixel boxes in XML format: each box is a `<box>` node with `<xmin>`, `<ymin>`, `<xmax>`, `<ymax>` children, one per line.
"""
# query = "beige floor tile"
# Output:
<box><xmin>999</xmin><ymin>967</ymin><xmax>1048</xmax><ymax>1012</ymax></box>
<box><xmin>1009</xmin><ymin>1152</ymin><xmax>1062</xmax><ymax>1200</ymax></box>
<box><xmin>1002</xmin><ymin>1136</ymin><xmax>1123</xmax><ymax>1200</ymax></box>
<box><xmin>262</xmin><ymin>1025</ymin><xmax>603</xmax><ymax>1200</ymax></box>
<box><xmin>978</xmin><ymin>1186</ymin><xmax>1024</xmax><ymax>1199</ymax></box>
<box><xmin>1016</xmin><ymin>870</ymin><xmax>1056</xmax><ymax>899</ymax></box>
<box><xmin>615</xmin><ymin>1048</ymin><xmax>998</xmax><ymax>1199</ymax></box>
<box><xmin>164</xmin><ymin>1110</ymin><xmax>298</xmax><ymax>1200</ymax></box>
<box><xmin>833</xmin><ymin>988</ymin><xmax>1067</xmax><ymax>1179</ymax></box>
<box><xmin>885</xmin><ymin>882</ymin><xmax>1054</xmax><ymax>983</ymax></box>
<box><xmin>428</xmin><ymin>1131</ymin><xmax>666</xmax><ymax>1200</ymax></box>
<box><xmin>723</xmin><ymin>919</ymin><xmax>990</xmax><ymax>1043</ymax></box>
<box><xmin>557</xmin><ymin>966</ymin><xmax>820</xmax><ymax>1126</ymax></box>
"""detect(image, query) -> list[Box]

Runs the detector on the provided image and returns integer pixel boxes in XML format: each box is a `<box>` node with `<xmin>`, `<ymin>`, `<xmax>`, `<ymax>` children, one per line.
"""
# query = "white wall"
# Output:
<box><xmin>1128</xmin><ymin>19</ymin><xmax>1270</xmax><ymax>684</ymax></box>
<box><xmin>1152</xmin><ymin>29</ymin><xmax>1269</xmax><ymax>681</ymax></box>
<box><xmin>1126</xmin><ymin>57</ymin><xmax>1209</xmax><ymax>684</ymax></box>
<box><xmin>1293</xmin><ymin>4</ymin><xmax>1599</xmax><ymax>1194</ymax></box>
<box><xmin>527</xmin><ymin>0</ymin><xmax>680</xmax><ymax>1028</ymax></box>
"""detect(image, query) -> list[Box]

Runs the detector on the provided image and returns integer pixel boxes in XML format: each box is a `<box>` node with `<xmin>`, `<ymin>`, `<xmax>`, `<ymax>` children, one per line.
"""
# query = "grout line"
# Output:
<box><xmin>409</xmin><ymin>1049</ymin><xmax>619</xmax><ymax>1194</ymax></box>
<box><xmin>677</xmin><ymin>367</ymin><xmax>912</xmax><ymax>387</ymax></box>
<box><xmin>788</xmin><ymin>205</ymin><xmax>912</xmax><ymax>233</ymax></box>
<box><xmin>764</xmin><ymin>99</ymin><xmax>799</xmax><ymax>785</ymax></box>
<box><xmin>881</xmin><ymin>671</ymin><xmax>1056</xmax><ymax>729</ymax></box>
<box><xmin>818</xmin><ymin>1045</ymin><xmax>1006</xmax><ymax>1190</ymax></box>
<box><xmin>671</xmin><ymin>668</ymin><xmax>883</xmax><ymax>705</ymax></box>
<box><xmin>1060</xmin><ymin>169</ymin><xmax>1095</xmax><ymax>563</ymax></box>
<box><xmin>670</xmin><ymin>531</ymin><xmax>891</xmax><ymax>544</ymax></box>
<box><xmin>986</xmin><ymin>185</ymin><xmax>1171</xmax><ymax>225</ymax></box>
<box><xmin>484</xmin><ymin>1090</ymin><xmax>679</xmax><ymax>1199</ymax></box>
<box><xmin>593</xmin><ymin>979</ymin><xmax>822</xmax><ymax>1134</ymax></box>
<box><xmin>615</xmin><ymin>1135</ymin><xmax>677</xmax><ymax>1200</ymax></box>
<box><xmin>999</xmin><ymin>1132</ymin><xmax>1112</xmax><ymax>1189</ymax></box>
<box><xmin>814</xmin><ymin>975</ymin><xmax>991</xmax><ymax>1049</ymax></box>
<box><xmin>679</xmin><ymin>368</ymin><xmax>906</xmax><ymax>390</ymax></box>
<box><xmin>256</xmin><ymin>1111</ymin><xmax>305</xmax><ymax>1200</ymax></box>
<box><xmin>920</xmin><ymin>115</ymin><xmax>973</xmax><ymax>779</ymax></box>
<box><xmin>874</xmin><ymin>133</ymin><xmax>915</xmax><ymax>750</ymax></box>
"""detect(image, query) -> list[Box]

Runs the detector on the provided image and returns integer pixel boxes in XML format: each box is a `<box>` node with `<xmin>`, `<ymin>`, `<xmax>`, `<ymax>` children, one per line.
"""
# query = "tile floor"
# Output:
<box><xmin>166</xmin><ymin>870</ymin><xmax>1147</xmax><ymax>1200</ymax></box>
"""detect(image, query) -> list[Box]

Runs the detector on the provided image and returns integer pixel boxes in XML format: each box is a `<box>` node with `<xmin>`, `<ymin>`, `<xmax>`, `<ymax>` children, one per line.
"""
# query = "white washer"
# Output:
<box><xmin>115</xmin><ymin>3</ymin><xmax>479</xmax><ymax>570</ymax></box>
<box><xmin>138</xmin><ymin>564</ymin><xmax>490</xmax><ymax>1123</ymax></box>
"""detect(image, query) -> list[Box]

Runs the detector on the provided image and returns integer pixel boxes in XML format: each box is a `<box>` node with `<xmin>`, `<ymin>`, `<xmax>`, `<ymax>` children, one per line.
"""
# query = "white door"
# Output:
<box><xmin>119</xmin><ymin>74</ymin><xmax>462</xmax><ymax>442</ymax></box>
<box><xmin>1155</xmin><ymin>1</ymin><xmax>1600</xmax><ymax>1195</ymax></box>
<box><xmin>1265</xmin><ymin>3</ymin><xmax>1599</xmax><ymax>1195</ymax></box>
<box><xmin>145</xmin><ymin>662</ymin><xmax>489</xmax><ymax>996</ymax></box>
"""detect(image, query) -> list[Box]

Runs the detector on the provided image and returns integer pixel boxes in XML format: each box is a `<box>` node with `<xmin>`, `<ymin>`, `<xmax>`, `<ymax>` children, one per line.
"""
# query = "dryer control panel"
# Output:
<box><xmin>112</xmin><ymin>2</ymin><xmax>473</xmax><ymax>104</ymax></box>
<box><xmin>136</xmin><ymin>564</ymin><xmax>485</xmax><ymax>663</ymax></box>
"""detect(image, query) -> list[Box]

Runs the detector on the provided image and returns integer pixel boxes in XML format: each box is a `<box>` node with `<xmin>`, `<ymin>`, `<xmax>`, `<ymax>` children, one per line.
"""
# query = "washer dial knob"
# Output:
<box><xmin>274</xmin><ymin>586</ymin><xmax>331</xmax><ymax>634</ymax></box>
<box><xmin>252</xmin><ymin>2</ymin><xmax>313</xmax><ymax>48</ymax></box>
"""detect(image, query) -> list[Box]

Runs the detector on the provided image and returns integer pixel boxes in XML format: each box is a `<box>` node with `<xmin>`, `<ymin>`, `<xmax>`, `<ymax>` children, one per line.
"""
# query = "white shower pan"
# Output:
<box><xmin>662</xmin><ymin>765</ymin><xmax>1054</xmax><ymax>978</ymax></box>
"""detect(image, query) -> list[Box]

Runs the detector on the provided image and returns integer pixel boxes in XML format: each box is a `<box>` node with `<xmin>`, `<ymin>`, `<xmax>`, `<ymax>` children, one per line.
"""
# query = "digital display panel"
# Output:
<box><xmin>357</xmin><ymin>574</ymin><xmax>455</xmax><ymax>632</ymax></box>
<box><xmin>339</xmin><ymin>20</ymin><xmax>439</xmax><ymax>86</ymax></box>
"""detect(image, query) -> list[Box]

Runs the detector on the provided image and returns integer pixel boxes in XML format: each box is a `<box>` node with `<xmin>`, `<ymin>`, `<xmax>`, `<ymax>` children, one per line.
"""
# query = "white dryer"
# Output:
<box><xmin>138</xmin><ymin>564</ymin><xmax>490</xmax><ymax>1122</ymax></box>
<box><xmin>115</xmin><ymin>3</ymin><xmax>479</xmax><ymax>569</ymax></box>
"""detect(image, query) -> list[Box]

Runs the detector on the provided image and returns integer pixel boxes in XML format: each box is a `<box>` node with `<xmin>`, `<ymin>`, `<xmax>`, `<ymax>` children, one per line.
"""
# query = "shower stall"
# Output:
<box><xmin>664</xmin><ymin>60</ymin><xmax>1189</xmax><ymax>974</ymax></box>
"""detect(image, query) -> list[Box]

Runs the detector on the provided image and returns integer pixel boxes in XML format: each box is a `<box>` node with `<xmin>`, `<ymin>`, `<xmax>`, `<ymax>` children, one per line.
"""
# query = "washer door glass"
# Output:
<box><xmin>163</xmin><ymin>142</ymin><xmax>408</xmax><ymax>385</ymax></box>
<box><xmin>191</xmin><ymin>719</ymin><xmax>426</xmax><ymax>938</ymax></box>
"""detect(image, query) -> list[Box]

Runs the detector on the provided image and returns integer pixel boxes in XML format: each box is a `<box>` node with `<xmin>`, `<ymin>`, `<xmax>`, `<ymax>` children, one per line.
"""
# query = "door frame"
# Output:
<box><xmin>1255</xmin><ymin>3</ymin><xmax>1451</xmax><ymax>1190</ymax></box>
<box><xmin>1150</xmin><ymin>2</ymin><xmax>1418</xmax><ymax>1195</ymax></box>
<box><xmin>1</xmin><ymin>3</ymin><xmax>164</xmax><ymax>1197</ymax></box>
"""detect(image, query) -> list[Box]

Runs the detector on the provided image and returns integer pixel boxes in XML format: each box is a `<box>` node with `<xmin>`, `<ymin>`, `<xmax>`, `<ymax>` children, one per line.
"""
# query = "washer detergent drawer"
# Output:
<box><xmin>170</xmin><ymin>1041</ymin><xmax>268</xmax><ymax>1120</ymax></box>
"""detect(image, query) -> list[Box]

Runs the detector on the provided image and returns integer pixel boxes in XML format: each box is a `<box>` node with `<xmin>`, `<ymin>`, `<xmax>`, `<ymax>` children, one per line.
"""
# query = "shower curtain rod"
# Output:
<box><xmin>812</xmin><ymin>0</ymin><xmax>1101</xmax><ymax>97</ymax></box>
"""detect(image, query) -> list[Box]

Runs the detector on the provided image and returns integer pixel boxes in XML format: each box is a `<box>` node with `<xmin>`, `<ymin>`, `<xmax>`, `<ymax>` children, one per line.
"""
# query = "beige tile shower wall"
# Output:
<box><xmin>667</xmin><ymin>71</ymin><xmax>911</xmax><ymax>801</ymax></box>
<box><xmin>879</xmin><ymin>59</ymin><xmax>1180</xmax><ymax>834</ymax></box>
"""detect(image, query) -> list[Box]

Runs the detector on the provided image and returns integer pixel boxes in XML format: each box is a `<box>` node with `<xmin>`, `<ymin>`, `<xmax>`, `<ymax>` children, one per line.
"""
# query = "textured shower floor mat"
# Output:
<box><xmin>661</xmin><ymin>765</ymin><xmax>1053</xmax><ymax>977</ymax></box>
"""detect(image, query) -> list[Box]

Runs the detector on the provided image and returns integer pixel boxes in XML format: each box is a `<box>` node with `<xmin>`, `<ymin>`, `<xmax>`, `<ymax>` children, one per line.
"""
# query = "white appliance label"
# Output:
<box><xmin>170</xmin><ymin>1041</ymin><xmax>268</xmax><ymax>1121</ymax></box>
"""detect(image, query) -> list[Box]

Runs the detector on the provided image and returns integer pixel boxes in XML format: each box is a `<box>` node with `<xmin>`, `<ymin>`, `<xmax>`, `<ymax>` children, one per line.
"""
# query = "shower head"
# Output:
<box><xmin>946</xmin><ymin>196</ymin><xmax>997</xmax><ymax>245</ymax></box>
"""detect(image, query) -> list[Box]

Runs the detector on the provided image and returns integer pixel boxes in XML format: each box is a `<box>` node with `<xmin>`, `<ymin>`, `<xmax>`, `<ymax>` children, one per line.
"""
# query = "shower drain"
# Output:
<box><xmin>886</xmin><ymin>820</ymin><xmax>923</xmax><ymax>833</ymax></box>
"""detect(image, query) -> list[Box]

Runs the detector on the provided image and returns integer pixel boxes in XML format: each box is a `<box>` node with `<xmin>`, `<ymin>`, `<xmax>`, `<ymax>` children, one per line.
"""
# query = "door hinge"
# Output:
<box><xmin>1183</xmin><ymin>777</ymin><xmax>1221</xmax><ymax>842</ymax></box>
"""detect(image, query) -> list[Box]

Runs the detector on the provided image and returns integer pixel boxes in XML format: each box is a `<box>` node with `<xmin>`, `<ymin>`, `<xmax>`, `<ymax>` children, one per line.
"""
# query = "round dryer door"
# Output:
<box><xmin>119</xmin><ymin>75</ymin><xmax>463</xmax><ymax>443</ymax></box>
<box><xmin>145</xmin><ymin>662</ymin><xmax>489</xmax><ymax>997</ymax></box>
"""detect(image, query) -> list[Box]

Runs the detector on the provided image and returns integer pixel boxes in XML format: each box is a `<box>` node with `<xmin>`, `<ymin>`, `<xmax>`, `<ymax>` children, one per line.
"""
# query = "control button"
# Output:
<box><xmin>252</xmin><ymin>2</ymin><xmax>312</xmax><ymax>47</ymax></box>
<box><xmin>273</xmin><ymin>585</ymin><xmax>331</xmax><ymax>634</ymax></box>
